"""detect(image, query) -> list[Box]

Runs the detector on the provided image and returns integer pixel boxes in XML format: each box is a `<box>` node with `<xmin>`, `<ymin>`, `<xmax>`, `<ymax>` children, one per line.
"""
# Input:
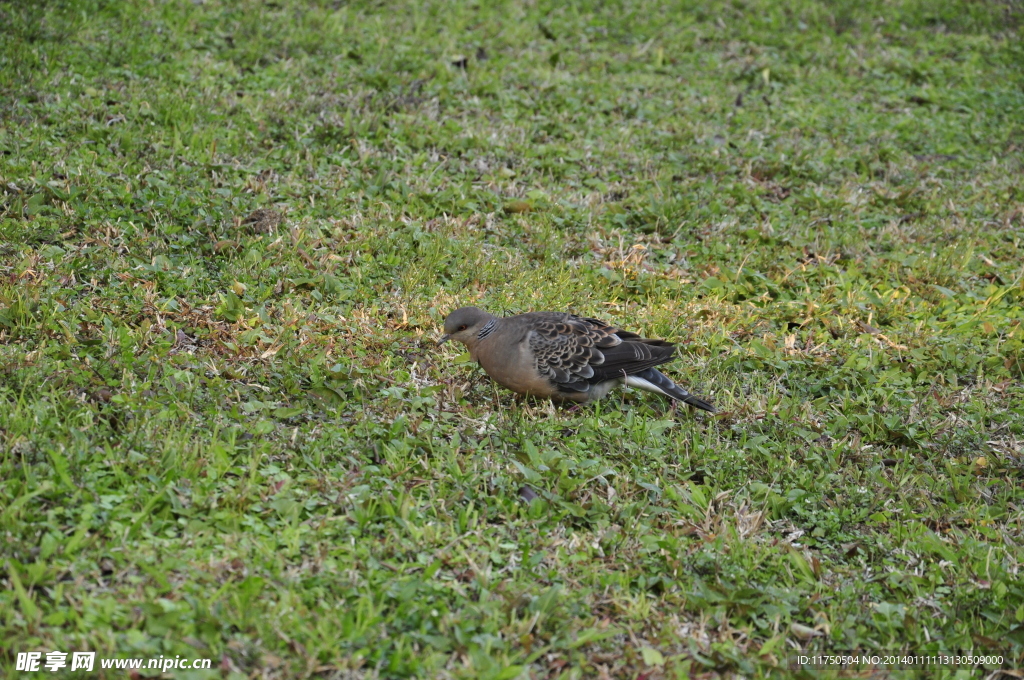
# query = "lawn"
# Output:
<box><xmin>1</xmin><ymin>0</ymin><xmax>1023</xmax><ymax>678</ymax></box>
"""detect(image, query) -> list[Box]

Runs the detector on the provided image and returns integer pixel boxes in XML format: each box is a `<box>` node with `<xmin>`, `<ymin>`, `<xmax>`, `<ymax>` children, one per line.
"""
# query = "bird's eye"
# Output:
<box><xmin>458</xmin><ymin>325</ymin><xmax>467</xmax><ymax>331</ymax></box>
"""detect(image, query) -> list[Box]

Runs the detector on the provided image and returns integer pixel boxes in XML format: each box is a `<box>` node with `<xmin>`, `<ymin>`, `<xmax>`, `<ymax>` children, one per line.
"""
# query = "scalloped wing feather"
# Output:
<box><xmin>524</xmin><ymin>313</ymin><xmax>675</xmax><ymax>393</ymax></box>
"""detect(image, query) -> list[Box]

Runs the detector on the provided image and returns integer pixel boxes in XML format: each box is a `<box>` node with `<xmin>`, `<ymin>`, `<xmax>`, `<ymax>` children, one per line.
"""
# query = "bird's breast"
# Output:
<box><xmin>476</xmin><ymin>337</ymin><xmax>559</xmax><ymax>398</ymax></box>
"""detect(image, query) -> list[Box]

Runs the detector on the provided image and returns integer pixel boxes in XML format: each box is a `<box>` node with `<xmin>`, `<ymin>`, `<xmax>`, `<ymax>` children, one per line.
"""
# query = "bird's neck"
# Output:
<box><xmin>465</xmin><ymin>317</ymin><xmax>499</xmax><ymax>360</ymax></box>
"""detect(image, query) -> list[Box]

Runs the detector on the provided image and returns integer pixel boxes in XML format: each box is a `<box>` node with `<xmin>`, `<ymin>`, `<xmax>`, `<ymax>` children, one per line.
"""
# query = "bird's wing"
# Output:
<box><xmin>524</xmin><ymin>313</ymin><xmax>675</xmax><ymax>393</ymax></box>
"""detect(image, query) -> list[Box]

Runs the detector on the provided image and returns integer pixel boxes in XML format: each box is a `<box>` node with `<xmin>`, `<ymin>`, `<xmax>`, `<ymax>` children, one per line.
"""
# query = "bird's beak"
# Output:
<box><xmin>437</xmin><ymin>334</ymin><xmax>450</xmax><ymax>346</ymax></box>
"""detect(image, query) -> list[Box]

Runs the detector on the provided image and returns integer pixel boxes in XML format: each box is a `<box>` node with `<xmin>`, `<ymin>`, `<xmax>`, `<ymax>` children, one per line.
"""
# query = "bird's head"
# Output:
<box><xmin>438</xmin><ymin>306</ymin><xmax>494</xmax><ymax>346</ymax></box>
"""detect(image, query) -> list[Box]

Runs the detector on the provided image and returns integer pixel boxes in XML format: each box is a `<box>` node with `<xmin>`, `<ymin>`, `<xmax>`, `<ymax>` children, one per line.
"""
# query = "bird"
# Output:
<box><xmin>438</xmin><ymin>306</ymin><xmax>715</xmax><ymax>412</ymax></box>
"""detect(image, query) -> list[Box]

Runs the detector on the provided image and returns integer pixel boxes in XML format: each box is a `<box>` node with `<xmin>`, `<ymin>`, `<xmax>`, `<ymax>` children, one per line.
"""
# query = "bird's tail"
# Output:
<box><xmin>625</xmin><ymin>368</ymin><xmax>717</xmax><ymax>413</ymax></box>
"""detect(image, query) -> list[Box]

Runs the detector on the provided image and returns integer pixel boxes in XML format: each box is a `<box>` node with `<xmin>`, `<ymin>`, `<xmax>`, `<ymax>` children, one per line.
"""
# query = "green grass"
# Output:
<box><xmin>1</xmin><ymin>0</ymin><xmax>1023</xmax><ymax>677</ymax></box>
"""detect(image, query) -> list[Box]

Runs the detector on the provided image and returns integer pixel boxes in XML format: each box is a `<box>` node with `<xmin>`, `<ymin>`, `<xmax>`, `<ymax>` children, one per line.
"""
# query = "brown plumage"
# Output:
<box><xmin>438</xmin><ymin>306</ymin><xmax>715</xmax><ymax>411</ymax></box>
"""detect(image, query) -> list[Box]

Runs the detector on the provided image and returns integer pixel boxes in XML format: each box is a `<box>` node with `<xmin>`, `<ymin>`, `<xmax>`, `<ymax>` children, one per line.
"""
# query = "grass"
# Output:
<box><xmin>1</xmin><ymin>0</ymin><xmax>1023</xmax><ymax>677</ymax></box>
